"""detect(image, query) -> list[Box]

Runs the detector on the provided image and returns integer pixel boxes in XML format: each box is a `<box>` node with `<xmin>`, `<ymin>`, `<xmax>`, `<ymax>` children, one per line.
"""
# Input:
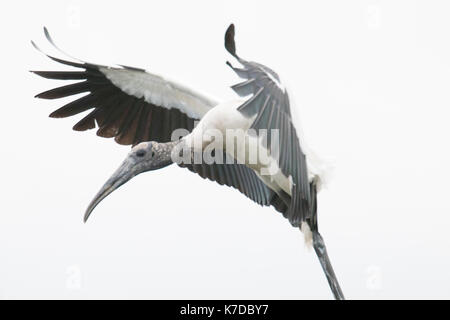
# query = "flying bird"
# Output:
<box><xmin>32</xmin><ymin>24</ymin><xmax>344</xmax><ymax>300</ymax></box>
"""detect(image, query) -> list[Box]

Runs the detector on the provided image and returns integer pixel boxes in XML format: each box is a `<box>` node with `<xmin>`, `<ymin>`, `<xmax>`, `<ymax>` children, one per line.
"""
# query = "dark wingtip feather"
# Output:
<box><xmin>48</xmin><ymin>111</ymin><xmax>62</xmax><ymax>118</ymax></box>
<box><xmin>34</xmin><ymin>90</ymin><xmax>53</xmax><ymax>99</ymax></box>
<box><xmin>34</xmin><ymin>81</ymin><xmax>90</xmax><ymax>100</ymax></box>
<box><xmin>31</xmin><ymin>35</ymin><xmax>87</xmax><ymax>69</ymax></box>
<box><xmin>31</xmin><ymin>40</ymin><xmax>40</xmax><ymax>51</ymax></box>
<box><xmin>73</xmin><ymin>116</ymin><xmax>96</xmax><ymax>131</ymax></box>
<box><xmin>225</xmin><ymin>23</ymin><xmax>237</xmax><ymax>57</ymax></box>
<box><xmin>43</xmin><ymin>26</ymin><xmax>51</xmax><ymax>41</ymax></box>
<box><xmin>30</xmin><ymin>70</ymin><xmax>88</xmax><ymax>80</ymax></box>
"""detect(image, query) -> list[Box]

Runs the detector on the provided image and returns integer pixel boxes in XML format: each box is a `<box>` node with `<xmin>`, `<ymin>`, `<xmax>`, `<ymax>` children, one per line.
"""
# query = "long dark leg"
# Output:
<box><xmin>307</xmin><ymin>182</ymin><xmax>345</xmax><ymax>300</ymax></box>
<box><xmin>312</xmin><ymin>230</ymin><xmax>345</xmax><ymax>300</ymax></box>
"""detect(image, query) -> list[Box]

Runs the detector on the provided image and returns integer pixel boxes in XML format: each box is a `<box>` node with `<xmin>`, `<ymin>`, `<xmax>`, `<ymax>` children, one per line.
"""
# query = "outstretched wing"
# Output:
<box><xmin>32</xmin><ymin>28</ymin><xmax>218</xmax><ymax>146</ymax></box>
<box><xmin>32</xmin><ymin>28</ymin><xmax>277</xmax><ymax>212</ymax></box>
<box><xmin>225</xmin><ymin>24</ymin><xmax>311</xmax><ymax>227</ymax></box>
<box><xmin>180</xmin><ymin>152</ymin><xmax>276</xmax><ymax>207</ymax></box>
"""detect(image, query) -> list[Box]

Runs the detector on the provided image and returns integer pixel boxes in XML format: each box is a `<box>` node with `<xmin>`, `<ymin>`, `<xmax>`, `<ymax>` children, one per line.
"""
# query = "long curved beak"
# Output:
<box><xmin>84</xmin><ymin>158</ymin><xmax>137</xmax><ymax>223</ymax></box>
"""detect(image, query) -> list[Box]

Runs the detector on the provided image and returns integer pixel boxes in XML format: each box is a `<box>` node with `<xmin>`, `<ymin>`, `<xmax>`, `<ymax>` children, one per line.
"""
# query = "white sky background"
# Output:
<box><xmin>0</xmin><ymin>0</ymin><xmax>449</xmax><ymax>299</ymax></box>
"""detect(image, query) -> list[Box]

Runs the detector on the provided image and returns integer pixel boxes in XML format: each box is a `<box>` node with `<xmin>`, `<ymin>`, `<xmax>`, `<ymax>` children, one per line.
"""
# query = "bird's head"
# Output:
<box><xmin>83</xmin><ymin>141</ymin><xmax>173</xmax><ymax>222</ymax></box>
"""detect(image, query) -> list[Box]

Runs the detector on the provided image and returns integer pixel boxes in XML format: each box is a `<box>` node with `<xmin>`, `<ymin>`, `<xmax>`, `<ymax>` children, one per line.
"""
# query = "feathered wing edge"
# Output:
<box><xmin>225</xmin><ymin>24</ymin><xmax>345</xmax><ymax>300</ymax></box>
<box><xmin>31</xmin><ymin>28</ymin><xmax>199</xmax><ymax>146</ymax></box>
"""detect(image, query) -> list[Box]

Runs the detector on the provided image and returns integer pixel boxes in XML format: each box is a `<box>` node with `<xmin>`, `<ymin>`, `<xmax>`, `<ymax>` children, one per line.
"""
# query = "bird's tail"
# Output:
<box><xmin>307</xmin><ymin>183</ymin><xmax>345</xmax><ymax>300</ymax></box>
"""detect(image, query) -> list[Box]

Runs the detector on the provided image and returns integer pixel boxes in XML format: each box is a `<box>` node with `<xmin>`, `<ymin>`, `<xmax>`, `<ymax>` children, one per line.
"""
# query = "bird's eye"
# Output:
<box><xmin>136</xmin><ymin>150</ymin><xmax>146</xmax><ymax>157</ymax></box>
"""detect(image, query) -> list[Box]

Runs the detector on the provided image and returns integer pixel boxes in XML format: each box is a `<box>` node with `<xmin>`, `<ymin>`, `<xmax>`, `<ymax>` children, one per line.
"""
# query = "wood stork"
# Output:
<box><xmin>32</xmin><ymin>24</ymin><xmax>344</xmax><ymax>300</ymax></box>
